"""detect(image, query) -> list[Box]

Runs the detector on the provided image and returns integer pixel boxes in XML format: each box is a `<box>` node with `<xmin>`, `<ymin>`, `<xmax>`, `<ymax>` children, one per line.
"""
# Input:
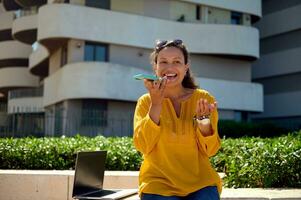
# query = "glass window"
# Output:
<box><xmin>95</xmin><ymin>46</ymin><xmax>107</xmax><ymax>61</ymax></box>
<box><xmin>85</xmin><ymin>0</ymin><xmax>110</xmax><ymax>9</ymax></box>
<box><xmin>196</xmin><ymin>5</ymin><xmax>201</xmax><ymax>20</ymax></box>
<box><xmin>61</xmin><ymin>45</ymin><xmax>68</xmax><ymax>67</ymax></box>
<box><xmin>231</xmin><ymin>11</ymin><xmax>243</xmax><ymax>25</ymax></box>
<box><xmin>84</xmin><ymin>44</ymin><xmax>94</xmax><ymax>61</ymax></box>
<box><xmin>84</xmin><ymin>42</ymin><xmax>108</xmax><ymax>62</ymax></box>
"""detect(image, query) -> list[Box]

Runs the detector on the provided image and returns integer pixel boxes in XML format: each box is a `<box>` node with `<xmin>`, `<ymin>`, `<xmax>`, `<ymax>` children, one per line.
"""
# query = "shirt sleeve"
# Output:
<box><xmin>195</xmin><ymin>92</ymin><xmax>221</xmax><ymax>157</ymax></box>
<box><xmin>133</xmin><ymin>95</ymin><xmax>161</xmax><ymax>155</ymax></box>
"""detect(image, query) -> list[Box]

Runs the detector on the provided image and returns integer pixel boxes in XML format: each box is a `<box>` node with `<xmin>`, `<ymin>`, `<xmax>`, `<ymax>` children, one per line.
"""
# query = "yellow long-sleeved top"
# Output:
<box><xmin>133</xmin><ymin>88</ymin><xmax>222</xmax><ymax>197</ymax></box>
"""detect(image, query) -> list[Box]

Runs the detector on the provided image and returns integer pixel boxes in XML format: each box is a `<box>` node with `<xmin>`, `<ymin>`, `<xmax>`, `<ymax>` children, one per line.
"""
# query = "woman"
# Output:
<box><xmin>133</xmin><ymin>39</ymin><xmax>221</xmax><ymax>200</ymax></box>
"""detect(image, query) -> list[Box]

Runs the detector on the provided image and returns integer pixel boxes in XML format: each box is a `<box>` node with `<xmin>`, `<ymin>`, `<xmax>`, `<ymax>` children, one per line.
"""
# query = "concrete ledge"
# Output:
<box><xmin>0</xmin><ymin>170</ymin><xmax>300</xmax><ymax>200</ymax></box>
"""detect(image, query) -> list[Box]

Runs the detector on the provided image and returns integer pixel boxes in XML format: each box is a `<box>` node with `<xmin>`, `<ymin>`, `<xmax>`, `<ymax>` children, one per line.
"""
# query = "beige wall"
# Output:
<box><xmin>190</xmin><ymin>54</ymin><xmax>251</xmax><ymax>82</ymax></box>
<box><xmin>143</xmin><ymin>0</ymin><xmax>170</xmax><ymax>20</ymax></box>
<box><xmin>108</xmin><ymin>101</ymin><xmax>135</xmax><ymax>120</ymax></box>
<box><xmin>207</xmin><ymin>6</ymin><xmax>230</xmax><ymax>24</ymax></box>
<box><xmin>111</xmin><ymin>0</ymin><xmax>144</xmax><ymax>15</ymax></box>
<box><xmin>47</xmin><ymin>39</ymin><xmax>90</xmax><ymax>77</ymax></box>
<box><xmin>169</xmin><ymin>0</ymin><xmax>197</xmax><ymax>23</ymax></box>
<box><xmin>110</xmin><ymin>44</ymin><xmax>152</xmax><ymax>71</ymax></box>
<box><xmin>0</xmin><ymin>40</ymin><xmax>32</xmax><ymax>60</ymax></box>
<box><xmin>68</xmin><ymin>39</ymin><xmax>84</xmax><ymax>63</ymax></box>
<box><xmin>49</xmin><ymin>48</ymin><xmax>62</xmax><ymax>75</ymax></box>
<box><xmin>0</xmin><ymin>11</ymin><xmax>14</xmax><ymax>30</ymax></box>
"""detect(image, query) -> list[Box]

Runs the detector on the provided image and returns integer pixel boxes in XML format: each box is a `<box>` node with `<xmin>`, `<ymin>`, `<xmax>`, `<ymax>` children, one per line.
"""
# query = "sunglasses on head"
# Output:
<box><xmin>155</xmin><ymin>39</ymin><xmax>183</xmax><ymax>51</ymax></box>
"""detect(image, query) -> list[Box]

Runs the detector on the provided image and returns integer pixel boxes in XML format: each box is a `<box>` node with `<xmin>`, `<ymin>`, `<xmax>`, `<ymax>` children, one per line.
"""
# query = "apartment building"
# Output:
<box><xmin>252</xmin><ymin>0</ymin><xmax>301</xmax><ymax>130</ymax></box>
<box><xmin>0</xmin><ymin>0</ymin><xmax>263</xmax><ymax>137</ymax></box>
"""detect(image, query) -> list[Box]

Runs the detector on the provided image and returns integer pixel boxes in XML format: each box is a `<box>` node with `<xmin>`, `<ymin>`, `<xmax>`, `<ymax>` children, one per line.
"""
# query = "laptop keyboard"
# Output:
<box><xmin>82</xmin><ymin>189</ymin><xmax>120</xmax><ymax>197</ymax></box>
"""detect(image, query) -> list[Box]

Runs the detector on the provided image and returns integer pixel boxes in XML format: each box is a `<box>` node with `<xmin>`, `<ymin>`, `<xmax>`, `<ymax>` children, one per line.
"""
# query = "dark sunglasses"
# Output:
<box><xmin>155</xmin><ymin>39</ymin><xmax>183</xmax><ymax>51</ymax></box>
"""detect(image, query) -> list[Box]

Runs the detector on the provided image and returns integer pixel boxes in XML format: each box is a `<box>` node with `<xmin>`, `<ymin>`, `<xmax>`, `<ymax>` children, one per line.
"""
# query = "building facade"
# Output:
<box><xmin>252</xmin><ymin>0</ymin><xmax>301</xmax><ymax>130</ymax></box>
<box><xmin>0</xmin><ymin>0</ymin><xmax>263</xmax><ymax>137</ymax></box>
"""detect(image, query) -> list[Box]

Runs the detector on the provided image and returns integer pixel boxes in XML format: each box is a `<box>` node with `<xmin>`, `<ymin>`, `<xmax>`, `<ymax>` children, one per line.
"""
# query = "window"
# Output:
<box><xmin>85</xmin><ymin>0</ymin><xmax>110</xmax><ymax>9</ymax></box>
<box><xmin>84</xmin><ymin>42</ymin><xmax>108</xmax><ymax>62</ymax></box>
<box><xmin>81</xmin><ymin>99</ymin><xmax>107</xmax><ymax>127</ymax></box>
<box><xmin>61</xmin><ymin>45</ymin><xmax>68</xmax><ymax>67</ymax></box>
<box><xmin>231</xmin><ymin>11</ymin><xmax>243</xmax><ymax>25</ymax></box>
<box><xmin>196</xmin><ymin>5</ymin><xmax>201</xmax><ymax>20</ymax></box>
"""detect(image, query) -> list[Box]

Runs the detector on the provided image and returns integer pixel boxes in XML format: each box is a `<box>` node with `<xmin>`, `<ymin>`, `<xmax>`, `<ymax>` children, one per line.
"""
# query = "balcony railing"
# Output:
<box><xmin>8</xmin><ymin>87</ymin><xmax>43</xmax><ymax>100</ymax></box>
<box><xmin>0</xmin><ymin>103</ymin><xmax>7</xmax><ymax>112</ymax></box>
<box><xmin>0</xmin><ymin>109</ymin><xmax>134</xmax><ymax>138</ymax></box>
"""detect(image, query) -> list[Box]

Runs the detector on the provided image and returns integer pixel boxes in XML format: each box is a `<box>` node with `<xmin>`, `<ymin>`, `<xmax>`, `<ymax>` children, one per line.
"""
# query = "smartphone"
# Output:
<box><xmin>133</xmin><ymin>73</ymin><xmax>160</xmax><ymax>81</ymax></box>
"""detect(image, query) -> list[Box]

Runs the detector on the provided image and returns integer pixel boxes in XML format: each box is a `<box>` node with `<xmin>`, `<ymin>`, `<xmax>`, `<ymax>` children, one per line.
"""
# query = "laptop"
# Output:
<box><xmin>72</xmin><ymin>151</ymin><xmax>137</xmax><ymax>200</ymax></box>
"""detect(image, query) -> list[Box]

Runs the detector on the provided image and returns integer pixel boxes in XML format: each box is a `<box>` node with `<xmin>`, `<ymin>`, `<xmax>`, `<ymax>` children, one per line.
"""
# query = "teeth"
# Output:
<box><xmin>164</xmin><ymin>73</ymin><xmax>176</xmax><ymax>77</ymax></box>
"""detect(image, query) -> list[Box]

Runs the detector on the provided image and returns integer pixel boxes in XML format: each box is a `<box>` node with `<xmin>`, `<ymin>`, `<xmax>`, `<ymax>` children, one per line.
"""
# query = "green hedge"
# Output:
<box><xmin>218</xmin><ymin>120</ymin><xmax>290</xmax><ymax>138</ymax></box>
<box><xmin>0</xmin><ymin>132</ymin><xmax>300</xmax><ymax>188</ymax></box>
<box><xmin>211</xmin><ymin>132</ymin><xmax>301</xmax><ymax>188</ymax></box>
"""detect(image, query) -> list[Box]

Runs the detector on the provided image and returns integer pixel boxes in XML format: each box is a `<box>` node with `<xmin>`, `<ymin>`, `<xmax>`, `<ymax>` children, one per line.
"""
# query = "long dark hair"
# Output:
<box><xmin>150</xmin><ymin>40</ymin><xmax>198</xmax><ymax>89</ymax></box>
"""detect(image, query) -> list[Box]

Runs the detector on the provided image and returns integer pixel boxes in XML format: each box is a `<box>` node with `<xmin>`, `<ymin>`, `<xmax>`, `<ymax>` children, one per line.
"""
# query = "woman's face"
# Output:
<box><xmin>154</xmin><ymin>46</ymin><xmax>189</xmax><ymax>87</ymax></box>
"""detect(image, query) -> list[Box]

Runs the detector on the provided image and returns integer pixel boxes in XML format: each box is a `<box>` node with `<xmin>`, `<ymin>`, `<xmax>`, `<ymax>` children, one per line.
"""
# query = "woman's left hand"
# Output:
<box><xmin>196</xmin><ymin>98</ymin><xmax>217</xmax><ymax>118</ymax></box>
<box><xmin>195</xmin><ymin>98</ymin><xmax>217</xmax><ymax>136</ymax></box>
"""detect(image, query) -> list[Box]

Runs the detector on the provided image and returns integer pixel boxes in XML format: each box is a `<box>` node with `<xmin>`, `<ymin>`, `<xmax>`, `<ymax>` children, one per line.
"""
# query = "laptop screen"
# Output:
<box><xmin>72</xmin><ymin>151</ymin><xmax>107</xmax><ymax>197</ymax></box>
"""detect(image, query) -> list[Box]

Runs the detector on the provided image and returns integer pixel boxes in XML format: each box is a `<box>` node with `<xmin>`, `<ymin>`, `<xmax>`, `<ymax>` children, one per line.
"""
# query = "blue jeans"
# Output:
<box><xmin>141</xmin><ymin>186</ymin><xmax>220</xmax><ymax>200</ymax></box>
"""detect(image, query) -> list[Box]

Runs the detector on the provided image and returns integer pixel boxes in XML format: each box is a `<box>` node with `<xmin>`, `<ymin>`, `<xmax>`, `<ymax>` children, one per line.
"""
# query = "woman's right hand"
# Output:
<box><xmin>143</xmin><ymin>77</ymin><xmax>168</xmax><ymax>125</ymax></box>
<box><xmin>143</xmin><ymin>77</ymin><xmax>168</xmax><ymax>106</ymax></box>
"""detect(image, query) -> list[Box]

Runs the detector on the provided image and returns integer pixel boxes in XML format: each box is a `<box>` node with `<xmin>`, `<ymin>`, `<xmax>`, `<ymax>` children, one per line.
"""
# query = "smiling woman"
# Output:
<box><xmin>133</xmin><ymin>39</ymin><xmax>222</xmax><ymax>200</ymax></box>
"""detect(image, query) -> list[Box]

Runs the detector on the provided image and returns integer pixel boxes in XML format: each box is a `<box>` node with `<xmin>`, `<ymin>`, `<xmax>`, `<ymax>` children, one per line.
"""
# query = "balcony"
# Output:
<box><xmin>7</xmin><ymin>87</ymin><xmax>44</xmax><ymax>114</ymax></box>
<box><xmin>0</xmin><ymin>40</ymin><xmax>31</xmax><ymax>67</ymax></box>
<box><xmin>8</xmin><ymin>87</ymin><xmax>43</xmax><ymax>100</ymax></box>
<box><xmin>37</xmin><ymin>4</ymin><xmax>259</xmax><ymax>59</ymax></box>
<box><xmin>0</xmin><ymin>67</ymin><xmax>39</xmax><ymax>94</ymax></box>
<box><xmin>12</xmin><ymin>7</ymin><xmax>38</xmax><ymax>44</ymax></box>
<box><xmin>182</xmin><ymin>0</ymin><xmax>261</xmax><ymax>19</ymax></box>
<box><xmin>44</xmin><ymin>62</ymin><xmax>263</xmax><ymax>112</ymax></box>
<box><xmin>0</xmin><ymin>12</ymin><xmax>14</xmax><ymax>41</ymax></box>
<box><xmin>29</xmin><ymin>42</ymin><xmax>49</xmax><ymax>77</ymax></box>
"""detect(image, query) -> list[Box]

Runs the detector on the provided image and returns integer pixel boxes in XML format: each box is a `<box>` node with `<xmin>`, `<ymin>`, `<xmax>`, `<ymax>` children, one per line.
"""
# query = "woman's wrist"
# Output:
<box><xmin>194</xmin><ymin>116</ymin><xmax>213</xmax><ymax>136</ymax></box>
<box><xmin>149</xmin><ymin>103</ymin><xmax>162</xmax><ymax>125</ymax></box>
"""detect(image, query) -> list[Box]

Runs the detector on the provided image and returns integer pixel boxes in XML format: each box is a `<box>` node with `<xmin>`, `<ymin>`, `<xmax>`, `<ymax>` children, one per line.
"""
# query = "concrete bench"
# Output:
<box><xmin>0</xmin><ymin>170</ymin><xmax>300</xmax><ymax>200</ymax></box>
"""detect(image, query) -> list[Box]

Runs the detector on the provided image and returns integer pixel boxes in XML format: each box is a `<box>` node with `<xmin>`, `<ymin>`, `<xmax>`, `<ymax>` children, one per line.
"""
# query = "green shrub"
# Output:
<box><xmin>0</xmin><ymin>135</ymin><xmax>142</xmax><ymax>170</ymax></box>
<box><xmin>0</xmin><ymin>132</ymin><xmax>300</xmax><ymax>188</ymax></box>
<box><xmin>218</xmin><ymin>120</ymin><xmax>290</xmax><ymax>138</ymax></box>
<box><xmin>211</xmin><ymin>132</ymin><xmax>301</xmax><ymax>188</ymax></box>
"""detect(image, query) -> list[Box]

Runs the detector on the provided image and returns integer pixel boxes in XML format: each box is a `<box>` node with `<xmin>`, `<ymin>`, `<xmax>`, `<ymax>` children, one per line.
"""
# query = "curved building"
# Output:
<box><xmin>0</xmin><ymin>1</ymin><xmax>42</xmax><ymax>137</ymax></box>
<box><xmin>252</xmin><ymin>0</ymin><xmax>301</xmax><ymax>130</ymax></box>
<box><xmin>1</xmin><ymin>0</ymin><xmax>263</xmax><ymax>136</ymax></box>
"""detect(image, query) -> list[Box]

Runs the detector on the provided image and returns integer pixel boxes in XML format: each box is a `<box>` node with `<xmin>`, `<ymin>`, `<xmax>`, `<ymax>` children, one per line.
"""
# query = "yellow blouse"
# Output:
<box><xmin>133</xmin><ymin>89</ymin><xmax>222</xmax><ymax>197</ymax></box>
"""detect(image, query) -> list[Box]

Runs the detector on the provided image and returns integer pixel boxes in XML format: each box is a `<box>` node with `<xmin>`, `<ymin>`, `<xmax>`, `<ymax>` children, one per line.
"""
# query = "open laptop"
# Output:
<box><xmin>72</xmin><ymin>151</ymin><xmax>137</xmax><ymax>200</ymax></box>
